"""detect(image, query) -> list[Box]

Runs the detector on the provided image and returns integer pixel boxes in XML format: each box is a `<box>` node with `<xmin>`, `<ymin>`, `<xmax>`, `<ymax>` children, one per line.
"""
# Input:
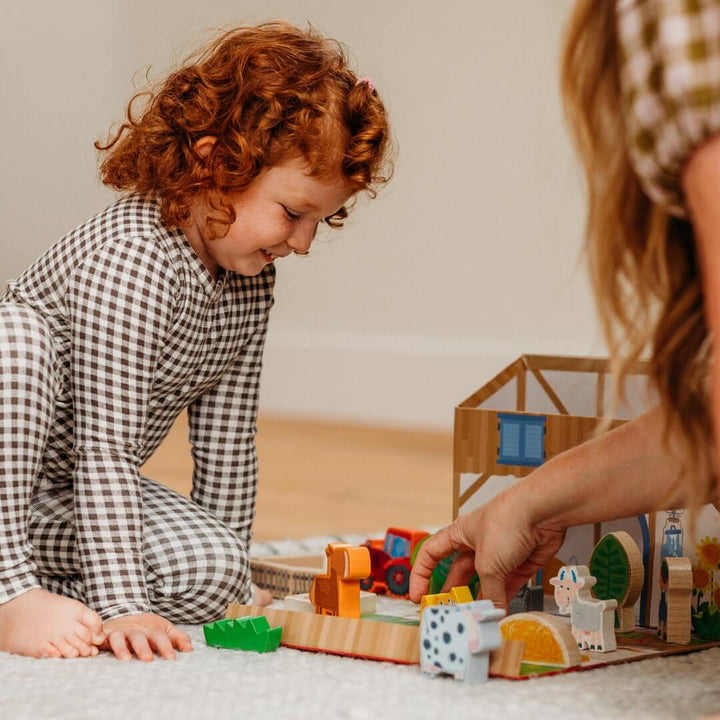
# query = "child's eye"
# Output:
<box><xmin>323</xmin><ymin>206</ymin><xmax>348</xmax><ymax>229</ymax></box>
<box><xmin>283</xmin><ymin>206</ymin><xmax>300</xmax><ymax>221</ymax></box>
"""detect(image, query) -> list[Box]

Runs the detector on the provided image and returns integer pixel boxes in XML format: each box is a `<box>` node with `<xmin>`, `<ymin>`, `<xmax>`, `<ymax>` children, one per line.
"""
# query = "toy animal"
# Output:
<box><xmin>309</xmin><ymin>542</ymin><xmax>371</xmax><ymax>618</ymax></box>
<box><xmin>420</xmin><ymin>599</ymin><xmax>505</xmax><ymax>683</ymax></box>
<box><xmin>550</xmin><ymin>565</ymin><xmax>617</xmax><ymax>652</ymax></box>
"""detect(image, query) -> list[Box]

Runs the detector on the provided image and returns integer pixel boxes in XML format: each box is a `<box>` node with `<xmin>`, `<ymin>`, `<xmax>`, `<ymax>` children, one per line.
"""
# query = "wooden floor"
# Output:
<box><xmin>141</xmin><ymin>413</ymin><xmax>453</xmax><ymax>541</ymax></box>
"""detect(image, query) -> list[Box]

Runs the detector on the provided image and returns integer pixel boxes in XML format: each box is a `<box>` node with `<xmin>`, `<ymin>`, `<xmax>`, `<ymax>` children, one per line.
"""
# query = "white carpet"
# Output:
<box><xmin>3</xmin><ymin>534</ymin><xmax>720</xmax><ymax>720</ymax></box>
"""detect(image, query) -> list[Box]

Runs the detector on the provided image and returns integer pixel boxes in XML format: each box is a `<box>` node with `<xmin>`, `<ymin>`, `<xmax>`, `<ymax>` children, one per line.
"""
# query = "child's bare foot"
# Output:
<box><xmin>0</xmin><ymin>588</ymin><xmax>105</xmax><ymax>659</ymax></box>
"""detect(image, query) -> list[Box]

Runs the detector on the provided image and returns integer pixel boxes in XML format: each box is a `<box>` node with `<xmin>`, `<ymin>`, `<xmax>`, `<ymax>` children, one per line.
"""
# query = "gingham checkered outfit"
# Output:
<box><xmin>618</xmin><ymin>0</ymin><xmax>720</xmax><ymax>216</ymax></box>
<box><xmin>0</xmin><ymin>195</ymin><xmax>275</xmax><ymax>622</ymax></box>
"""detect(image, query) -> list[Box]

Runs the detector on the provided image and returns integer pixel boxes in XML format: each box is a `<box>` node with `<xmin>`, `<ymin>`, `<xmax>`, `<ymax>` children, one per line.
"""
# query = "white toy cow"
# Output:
<box><xmin>419</xmin><ymin>599</ymin><xmax>505</xmax><ymax>683</ymax></box>
<box><xmin>550</xmin><ymin>565</ymin><xmax>617</xmax><ymax>652</ymax></box>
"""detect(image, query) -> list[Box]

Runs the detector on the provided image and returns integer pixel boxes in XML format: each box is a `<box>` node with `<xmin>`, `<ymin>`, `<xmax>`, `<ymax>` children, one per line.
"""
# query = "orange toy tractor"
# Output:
<box><xmin>360</xmin><ymin>527</ymin><xmax>429</xmax><ymax>597</ymax></box>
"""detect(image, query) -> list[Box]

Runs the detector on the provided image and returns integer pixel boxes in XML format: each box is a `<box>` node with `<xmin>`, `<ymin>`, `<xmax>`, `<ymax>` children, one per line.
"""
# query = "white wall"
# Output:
<box><xmin>1</xmin><ymin>0</ymin><xmax>605</xmax><ymax>431</ymax></box>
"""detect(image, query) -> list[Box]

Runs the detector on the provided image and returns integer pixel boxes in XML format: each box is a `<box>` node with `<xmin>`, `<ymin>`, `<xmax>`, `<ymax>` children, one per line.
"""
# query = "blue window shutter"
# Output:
<box><xmin>497</xmin><ymin>413</ymin><xmax>547</xmax><ymax>467</ymax></box>
<box><xmin>523</xmin><ymin>423</ymin><xmax>545</xmax><ymax>462</ymax></box>
<box><xmin>500</xmin><ymin>422</ymin><xmax>521</xmax><ymax>458</ymax></box>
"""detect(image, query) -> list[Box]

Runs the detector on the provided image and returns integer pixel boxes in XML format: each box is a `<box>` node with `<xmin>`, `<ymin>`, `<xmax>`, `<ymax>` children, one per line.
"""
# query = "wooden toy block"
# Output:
<box><xmin>250</xmin><ymin>555</ymin><xmax>324</xmax><ymax>599</ymax></box>
<box><xmin>551</xmin><ymin>565</ymin><xmax>617</xmax><ymax>652</ymax></box>
<box><xmin>309</xmin><ymin>543</ymin><xmax>371</xmax><ymax>618</ymax></box>
<box><xmin>283</xmin><ymin>590</ymin><xmax>377</xmax><ymax>615</ymax></box>
<box><xmin>361</xmin><ymin>527</ymin><xmax>429</xmax><ymax>597</ymax></box>
<box><xmin>419</xmin><ymin>585</ymin><xmax>474</xmax><ymax>615</ymax></box>
<box><xmin>488</xmin><ymin>638</ymin><xmax>525</xmax><ymax>678</ymax></box>
<box><xmin>227</xmin><ymin>603</ymin><xmax>421</xmax><ymax>664</ymax></box>
<box><xmin>203</xmin><ymin>616</ymin><xmax>282</xmax><ymax>652</ymax></box>
<box><xmin>658</xmin><ymin>557</ymin><xmax>692</xmax><ymax>644</ymax></box>
<box><xmin>420</xmin><ymin>600</ymin><xmax>505</xmax><ymax>683</ymax></box>
<box><xmin>499</xmin><ymin>611</ymin><xmax>581</xmax><ymax>669</ymax></box>
<box><xmin>590</xmin><ymin>531</ymin><xmax>644</xmax><ymax>632</ymax></box>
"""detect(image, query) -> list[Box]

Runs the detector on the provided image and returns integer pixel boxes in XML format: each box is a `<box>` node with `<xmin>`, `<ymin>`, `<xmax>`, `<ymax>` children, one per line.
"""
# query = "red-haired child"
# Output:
<box><xmin>0</xmin><ymin>22</ymin><xmax>391</xmax><ymax>661</ymax></box>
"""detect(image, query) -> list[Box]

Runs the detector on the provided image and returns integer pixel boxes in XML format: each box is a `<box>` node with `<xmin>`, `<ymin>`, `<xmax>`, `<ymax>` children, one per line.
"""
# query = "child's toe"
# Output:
<box><xmin>66</xmin><ymin>633</ymin><xmax>93</xmax><ymax>657</ymax></box>
<box><xmin>52</xmin><ymin>637</ymin><xmax>80</xmax><ymax>658</ymax></box>
<box><xmin>80</xmin><ymin>608</ymin><xmax>105</xmax><ymax>643</ymax></box>
<box><xmin>40</xmin><ymin>641</ymin><xmax>62</xmax><ymax>659</ymax></box>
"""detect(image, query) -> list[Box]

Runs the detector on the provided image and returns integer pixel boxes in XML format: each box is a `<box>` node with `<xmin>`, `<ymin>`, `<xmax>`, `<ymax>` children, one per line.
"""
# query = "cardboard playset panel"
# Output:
<box><xmin>454</xmin><ymin>354</ymin><xmax>720</xmax><ymax>630</ymax></box>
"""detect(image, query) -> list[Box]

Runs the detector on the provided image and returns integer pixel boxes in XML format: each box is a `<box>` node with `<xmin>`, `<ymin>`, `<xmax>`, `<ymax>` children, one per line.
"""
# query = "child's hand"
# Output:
<box><xmin>101</xmin><ymin>612</ymin><xmax>193</xmax><ymax>661</ymax></box>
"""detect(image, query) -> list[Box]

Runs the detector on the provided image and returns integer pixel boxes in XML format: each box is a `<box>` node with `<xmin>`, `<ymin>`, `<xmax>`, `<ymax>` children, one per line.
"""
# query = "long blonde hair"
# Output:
<box><xmin>560</xmin><ymin>0</ymin><xmax>712</xmax><ymax>509</ymax></box>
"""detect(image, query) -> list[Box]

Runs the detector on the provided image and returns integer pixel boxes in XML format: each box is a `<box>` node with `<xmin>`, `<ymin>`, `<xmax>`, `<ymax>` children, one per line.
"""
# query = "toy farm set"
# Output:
<box><xmin>205</xmin><ymin>354</ymin><xmax>720</xmax><ymax>683</ymax></box>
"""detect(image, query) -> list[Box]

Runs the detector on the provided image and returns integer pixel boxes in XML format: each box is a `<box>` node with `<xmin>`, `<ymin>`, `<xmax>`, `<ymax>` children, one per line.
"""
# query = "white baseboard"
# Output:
<box><xmin>259</xmin><ymin>330</ymin><xmax>607</xmax><ymax>432</ymax></box>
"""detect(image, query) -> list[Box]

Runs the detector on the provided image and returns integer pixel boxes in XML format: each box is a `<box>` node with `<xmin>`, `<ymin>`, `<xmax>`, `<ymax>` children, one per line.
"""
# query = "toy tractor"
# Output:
<box><xmin>360</xmin><ymin>527</ymin><xmax>429</xmax><ymax>597</ymax></box>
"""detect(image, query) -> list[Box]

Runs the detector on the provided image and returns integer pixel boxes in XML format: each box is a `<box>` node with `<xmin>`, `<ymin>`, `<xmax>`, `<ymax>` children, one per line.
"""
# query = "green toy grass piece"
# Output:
<box><xmin>203</xmin><ymin>616</ymin><xmax>282</xmax><ymax>652</ymax></box>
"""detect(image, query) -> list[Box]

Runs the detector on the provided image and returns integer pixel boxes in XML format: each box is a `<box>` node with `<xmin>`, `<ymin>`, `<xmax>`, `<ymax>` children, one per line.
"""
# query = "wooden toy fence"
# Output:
<box><xmin>453</xmin><ymin>354</ymin><xmax>650</xmax><ymax>520</ymax></box>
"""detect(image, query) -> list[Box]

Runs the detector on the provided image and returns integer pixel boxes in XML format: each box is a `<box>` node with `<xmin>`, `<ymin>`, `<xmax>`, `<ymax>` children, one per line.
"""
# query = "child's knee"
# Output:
<box><xmin>152</xmin><ymin>527</ymin><xmax>251</xmax><ymax>623</ymax></box>
<box><xmin>204</xmin><ymin>531</ymin><xmax>251</xmax><ymax>598</ymax></box>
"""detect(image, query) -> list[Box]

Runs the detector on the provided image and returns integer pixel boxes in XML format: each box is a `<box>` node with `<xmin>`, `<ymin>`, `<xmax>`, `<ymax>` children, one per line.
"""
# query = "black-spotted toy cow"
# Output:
<box><xmin>420</xmin><ymin>600</ymin><xmax>505</xmax><ymax>683</ymax></box>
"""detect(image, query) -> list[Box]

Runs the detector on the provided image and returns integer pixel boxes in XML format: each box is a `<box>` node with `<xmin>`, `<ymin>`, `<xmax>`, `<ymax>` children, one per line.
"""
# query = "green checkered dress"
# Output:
<box><xmin>618</xmin><ymin>0</ymin><xmax>720</xmax><ymax>218</ymax></box>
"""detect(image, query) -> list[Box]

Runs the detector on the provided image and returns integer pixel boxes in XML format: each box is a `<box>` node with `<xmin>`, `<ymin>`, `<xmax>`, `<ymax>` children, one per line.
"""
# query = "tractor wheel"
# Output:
<box><xmin>386</xmin><ymin>564</ymin><xmax>411</xmax><ymax>597</ymax></box>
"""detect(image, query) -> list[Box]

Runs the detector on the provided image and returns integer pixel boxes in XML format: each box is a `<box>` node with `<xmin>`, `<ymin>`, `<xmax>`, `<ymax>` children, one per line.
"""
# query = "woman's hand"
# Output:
<box><xmin>101</xmin><ymin>612</ymin><xmax>193</xmax><ymax>661</ymax></box>
<box><xmin>410</xmin><ymin>483</ymin><xmax>566</xmax><ymax>609</ymax></box>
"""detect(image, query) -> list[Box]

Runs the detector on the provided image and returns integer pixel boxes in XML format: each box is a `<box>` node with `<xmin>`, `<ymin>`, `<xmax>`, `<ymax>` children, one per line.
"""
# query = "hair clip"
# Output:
<box><xmin>355</xmin><ymin>76</ymin><xmax>375</xmax><ymax>92</ymax></box>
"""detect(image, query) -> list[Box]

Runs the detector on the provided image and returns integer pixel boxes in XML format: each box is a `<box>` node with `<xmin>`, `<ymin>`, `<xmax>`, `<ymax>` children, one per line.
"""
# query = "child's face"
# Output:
<box><xmin>183</xmin><ymin>156</ymin><xmax>354</xmax><ymax>278</ymax></box>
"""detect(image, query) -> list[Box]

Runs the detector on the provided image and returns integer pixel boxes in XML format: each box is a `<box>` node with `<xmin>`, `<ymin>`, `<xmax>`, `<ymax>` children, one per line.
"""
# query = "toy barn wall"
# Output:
<box><xmin>454</xmin><ymin>407</ymin><xmax>623</xmax><ymax>480</ymax></box>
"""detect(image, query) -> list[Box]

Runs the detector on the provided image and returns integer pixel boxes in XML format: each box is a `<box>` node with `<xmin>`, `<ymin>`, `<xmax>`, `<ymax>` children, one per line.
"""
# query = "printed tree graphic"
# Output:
<box><xmin>589</xmin><ymin>531</ymin><xmax>644</xmax><ymax>632</ymax></box>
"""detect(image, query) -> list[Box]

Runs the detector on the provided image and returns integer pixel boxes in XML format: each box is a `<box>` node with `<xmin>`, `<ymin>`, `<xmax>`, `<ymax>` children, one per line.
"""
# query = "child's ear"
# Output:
<box><xmin>194</xmin><ymin>136</ymin><xmax>216</xmax><ymax>165</ymax></box>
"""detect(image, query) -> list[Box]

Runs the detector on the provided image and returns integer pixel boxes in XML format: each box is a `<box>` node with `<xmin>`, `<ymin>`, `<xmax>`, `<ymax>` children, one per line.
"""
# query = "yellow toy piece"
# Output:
<box><xmin>420</xmin><ymin>585</ymin><xmax>474</xmax><ymax>616</ymax></box>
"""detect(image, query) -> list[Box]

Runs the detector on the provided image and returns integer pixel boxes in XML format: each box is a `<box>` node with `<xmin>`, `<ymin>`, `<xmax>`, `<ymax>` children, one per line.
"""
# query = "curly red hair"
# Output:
<box><xmin>96</xmin><ymin>22</ymin><xmax>392</xmax><ymax>234</ymax></box>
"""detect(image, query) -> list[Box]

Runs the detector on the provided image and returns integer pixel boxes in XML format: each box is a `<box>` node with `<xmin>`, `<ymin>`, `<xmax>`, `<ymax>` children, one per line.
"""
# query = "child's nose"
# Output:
<box><xmin>288</xmin><ymin>222</ymin><xmax>317</xmax><ymax>254</ymax></box>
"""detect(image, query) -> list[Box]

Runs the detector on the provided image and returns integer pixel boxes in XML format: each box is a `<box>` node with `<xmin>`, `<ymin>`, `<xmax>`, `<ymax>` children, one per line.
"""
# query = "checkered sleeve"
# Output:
<box><xmin>618</xmin><ymin>0</ymin><xmax>720</xmax><ymax>217</ymax></box>
<box><xmin>187</xmin><ymin>314</ymin><xmax>270</xmax><ymax>554</ymax></box>
<box><xmin>66</xmin><ymin>235</ymin><xmax>178</xmax><ymax>619</ymax></box>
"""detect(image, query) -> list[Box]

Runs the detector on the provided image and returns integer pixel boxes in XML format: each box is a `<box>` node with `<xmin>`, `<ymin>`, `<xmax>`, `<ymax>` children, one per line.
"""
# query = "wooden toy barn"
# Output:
<box><xmin>452</xmin><ymin>353</ymin><xmax>673</xmax><ymax>626</ymax></box>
